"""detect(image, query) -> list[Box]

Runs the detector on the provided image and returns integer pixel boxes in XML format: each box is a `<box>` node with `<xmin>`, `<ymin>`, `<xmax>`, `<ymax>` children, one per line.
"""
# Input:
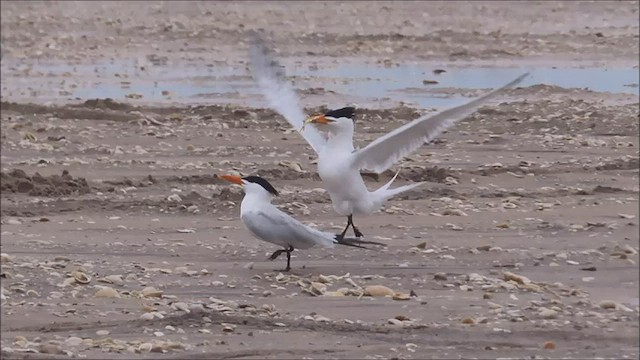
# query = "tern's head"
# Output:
<box><xmin>220</xmin><ymin>174</ymin><xmax>279</xmax><ymax>197</ymax></box>
<box><xmin>303</xmin><ymin>107</ymin><xmax>355</xmax><ymax>135</ymax></box>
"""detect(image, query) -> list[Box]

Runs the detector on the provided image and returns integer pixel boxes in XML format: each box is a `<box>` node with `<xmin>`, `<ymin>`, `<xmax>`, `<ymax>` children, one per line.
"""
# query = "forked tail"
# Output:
<box><xmin>334</xmin><ymin>235</ymin><xmax>386</xmax><ymax>249</ymax></box>
<box><xmin>373</xmin><ymin>169</ymin><xmax>425</xmax><ymax>203</ymax></box>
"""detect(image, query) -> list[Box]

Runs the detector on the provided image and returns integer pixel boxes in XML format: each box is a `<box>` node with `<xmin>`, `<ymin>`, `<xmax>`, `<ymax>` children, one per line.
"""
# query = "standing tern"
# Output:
<box><xmin>248</xmin><ymin>34</ymin><xmax>528</xmax><ymax>240</ymax></box>
<box><xmin>220</xmin><ymin>174</ymin><xmax>383</xmax><ymax>271</ymax></box>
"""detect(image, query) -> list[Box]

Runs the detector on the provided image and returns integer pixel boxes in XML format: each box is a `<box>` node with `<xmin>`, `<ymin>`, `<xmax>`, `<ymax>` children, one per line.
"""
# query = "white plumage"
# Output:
<box><xmin>239</xmin><ymin>183</ymin><xmax>336</xmax><ymax>250</ymax></box>
<box><xmin>248</xmin><ymin>38</ymin><xmax>326</xmax><ymax>154</ymax></box>
<box><xmin>221</xmin><ymin>174</ymin><xmax>381</xmax><ymax>271</ymax></box>
<box><xmin>248</xmin><ymin>34</ymin><xmax>528</xmax><ymax>239</ymax></box>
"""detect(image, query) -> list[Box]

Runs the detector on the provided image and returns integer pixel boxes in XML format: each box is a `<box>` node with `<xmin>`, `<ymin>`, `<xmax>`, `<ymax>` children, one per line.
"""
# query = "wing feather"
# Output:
<box><xmin>351</xmin><ymin>73</ymin><xmax>529</xmax><ymax>173</ymax></box>
<box><xmin>248</xmin><ymin>33</ymin><xmax>326</xmax><ymax>154</ymax></box>
<box><xmin>244</xmin><ymin>207</ymin><xmax>335</xmax><ymax>249</ymax></box>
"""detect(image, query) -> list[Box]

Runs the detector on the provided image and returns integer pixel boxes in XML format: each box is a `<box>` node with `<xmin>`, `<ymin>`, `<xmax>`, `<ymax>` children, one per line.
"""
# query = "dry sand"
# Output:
<box><xmin>1</xmin><ymin>1</ymin><xmax>639</xmax><ymax>359</ymax></box>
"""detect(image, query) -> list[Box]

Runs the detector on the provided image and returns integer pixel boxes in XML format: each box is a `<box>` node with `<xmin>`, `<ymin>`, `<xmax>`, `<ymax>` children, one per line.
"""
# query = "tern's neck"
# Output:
<box><xmin>326</xmin><ymin>128</ymin><xmax>355</xmax><ymax>151</ymax></box>
<box><xmin>240</xmin><ymin>190</ymin><xmax>273</xmax><ymax>213</ymax></box>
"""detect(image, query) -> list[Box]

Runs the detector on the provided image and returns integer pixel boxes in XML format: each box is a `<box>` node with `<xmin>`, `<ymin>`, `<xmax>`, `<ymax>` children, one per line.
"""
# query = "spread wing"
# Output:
<box><xmin>351</xmin><ymin>73</ymin><xmax>529</xmax><ymax>173</ymax></box>
<box><xmin>248</xmin><ymin>32</ymin><xmax>326</xmax><ymax>154</ymax></box>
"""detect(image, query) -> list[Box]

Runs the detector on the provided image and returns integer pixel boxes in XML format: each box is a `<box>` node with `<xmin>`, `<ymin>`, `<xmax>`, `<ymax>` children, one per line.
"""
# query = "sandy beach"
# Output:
<box><xmin>1</xmin><ymin>1</ymin><xmax>639</xmax><ymax>359</ymax></box>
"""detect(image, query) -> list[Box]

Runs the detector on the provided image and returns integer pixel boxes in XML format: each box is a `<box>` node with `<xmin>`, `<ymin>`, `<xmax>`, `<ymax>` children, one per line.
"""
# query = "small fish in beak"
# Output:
<box><xmin>301</xmin><ymin>115</ymin><xmax>331</xmax><ymax>131</ymax></box>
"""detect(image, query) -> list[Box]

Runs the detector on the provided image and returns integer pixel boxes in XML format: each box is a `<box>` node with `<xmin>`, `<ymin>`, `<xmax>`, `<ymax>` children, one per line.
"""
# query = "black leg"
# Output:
<box><xmin>285</xmin><ymin>248</ymin><xmax>292</xmax><ymax>272</ymax></box>
<box><xmin>271</xmin><ymin>246</ymin><xmax>294</xmax><ymax>272</ymax></box>
<box><xmin>349</xmin><ymin>215</ymin><xmax>364</xmax><ymax>238</ymax></box>
<box><xmin>335</xmin><ymin>216</ymin><xmax>352</xmax><ymax>241</ymax></box>
<box><xmin>283</xmin><ymin>246</ymin><xmax>294</xmax><ymax>272</ymax></box>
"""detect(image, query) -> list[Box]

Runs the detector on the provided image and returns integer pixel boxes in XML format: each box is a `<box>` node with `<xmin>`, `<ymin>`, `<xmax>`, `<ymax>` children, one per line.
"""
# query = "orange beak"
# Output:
<box><xmin>302</xmin><ymin>114</ymin><xmax>332</xmax><ymax>131</ymax></box>
<box><xmin>220</xmin><ymin>174</ymin><xmax>243</xmax><ymax>185</ymax></box>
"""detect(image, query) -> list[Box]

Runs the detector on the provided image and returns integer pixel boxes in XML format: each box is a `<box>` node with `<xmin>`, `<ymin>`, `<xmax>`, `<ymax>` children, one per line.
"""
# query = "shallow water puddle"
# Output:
<box><xmin>1</xmin><ymin>58</ymin><xmax>637</xmax><ymax>108</ymax></box>
<box><xmin>299</xmin><ymin>64</ymin><xmax>639</xmax><ymax>107</ymax></box>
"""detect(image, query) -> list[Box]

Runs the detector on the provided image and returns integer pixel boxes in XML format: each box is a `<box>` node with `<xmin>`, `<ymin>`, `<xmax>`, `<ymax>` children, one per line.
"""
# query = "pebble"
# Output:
<box><xmin>310</xmin><ymin>282</ymin><xmax>327</xmax><ymax>295</ymax></box>
<box><xmin>543</xmin><ymin>341</ymin><xmax>556</xmax><ymax>350</ymax></box>
<box><xmin>392</xmin><ymin>292</ymin><xmax>411</xmax><ymax>301</ymax></box>
<box><xmin>314</xmin><ymin>315</ymin><xmax>331</xmax><ymax>322</ymax></box>
<box><xmin>140</xmin><ymin>312</ymin><xmax>155</xmax><ymax>320</ymax></box>
<box><xmin>445</xmin><ymin>223</ymin><xmax>463</xmax><ymax>231</ymax></box>
<box><xmin>433</xmin><ymin>272</ymin><xmax>447</xmax><ymax>281</ymax></box>
<box><xmin>0</xmin><ymin>253</ymin><xmax>14</xmax><ymax>263</ymax></box>
<box><xmin>442</xmin><ymin>208</ymin><xmax>466</xmax><ymax>216</ymax></box>
<box><xmin>598</xmin><ymin>300</ymin><xmax>618</xmax><ymax>310</ymax></box>
<box><xmin>503</xmin><ymin>271</ymin><xmax>531</xmax><ymax>285</ymax></box>
<box><xmin>538</xmin><ymin>308</ymin><xmax>558</xmax><ymax>319</ymax></box>
<box><xmin>172</xmin><ymin>302</ymin><xmax>190</xmax><ymax>313</ymax></box>
<box><xmin>94</xmin><ymin>287</ymin><xmax>120</xmax><ymax>298</ymax></box>
<box><xmin>72</xmin><ymin>271</ymin><xmax>91</xmax><ymax>284</ymax></box>
<box><xmin>622</xmin><ymin>244</ymin><xmax>638</xmax><ymax>255</ymax></box>
<box><xmin>96</xmin><ymin>330</ymin><xmax>110</xmax><ymax>336</ymax></box>
<box><xmin>364</xmin><ymin>285</ymin><xmax>394</xmax><ymax>297</ymax></box>
<box><xmin>141</xmin><ymin>286</ymin><xmax>163</xmax><ymax>298</ymax></box>
<box><xmin>39</xmin><ymin>344</ymin><xmax>63</xmax><ymax>354</ymax></box>
<box><xmin>65</xmin><ymin>337</ymin><xmax>83</xmax><ymax>347</ymax></box>
<box><xmin>101</xmin><ymin>274</ymin><xmax>124</xmax><ymax>286</ymax></box>
<box><xmin>166</xmin><ymin>194</ymin><xmax>182</xmax><ymax>202</ymax></box>
<box><xmin>138</xmin><ymin>343</ymin><xmax>153</xmax><ymax>352</ymax></box>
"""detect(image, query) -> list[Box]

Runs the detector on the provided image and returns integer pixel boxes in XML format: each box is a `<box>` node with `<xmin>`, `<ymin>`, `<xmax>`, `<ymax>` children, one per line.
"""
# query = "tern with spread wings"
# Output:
<box><xmin>248</xmin><ymin>35</ymin><xmax>528</xmax><ymax>240</ymax></box>
<box><xmin>221</xmin><ymin>174</ymin><xmax>383</xmax><ymax>271</ymax></box>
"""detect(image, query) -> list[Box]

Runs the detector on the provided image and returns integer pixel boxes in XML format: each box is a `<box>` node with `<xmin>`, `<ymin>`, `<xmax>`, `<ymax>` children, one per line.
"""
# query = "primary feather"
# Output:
<box><xmin>248</xmin><ymin>32</ymin><xmax>326</xmax><ymax>154</ymax></box>
<box><xmin>351</xmin><ymin>72</ymin><xmax>529</xmax><ymax>174</ymax></box>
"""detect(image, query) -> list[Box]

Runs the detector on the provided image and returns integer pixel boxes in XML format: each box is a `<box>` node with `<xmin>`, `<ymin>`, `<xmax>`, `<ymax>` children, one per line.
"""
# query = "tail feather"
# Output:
<box><xmin>334</xmin><ymin>235</ymin><xmax>386</xmax><ymax>249</ymax></box>
<box><xmin>378</xmin><ymin>181</ymin><xmax>425</xmax><ymax>201</ymax></box>
<box><xmin>373</xmin><ymin>169</ymin><xmax>425</xmax><ymax>202</ymax></box>
<box><xmin>378</xmin><ymin>169</ymin><xmax>401</xmax><ymax>192</ymax></box>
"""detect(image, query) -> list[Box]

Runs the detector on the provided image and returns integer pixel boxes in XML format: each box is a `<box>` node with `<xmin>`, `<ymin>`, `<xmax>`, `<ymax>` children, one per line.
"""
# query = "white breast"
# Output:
<box><xmin>317</xmin><ymin>149</ymin><xmax>373</xmax><ymax>216</ymax></box>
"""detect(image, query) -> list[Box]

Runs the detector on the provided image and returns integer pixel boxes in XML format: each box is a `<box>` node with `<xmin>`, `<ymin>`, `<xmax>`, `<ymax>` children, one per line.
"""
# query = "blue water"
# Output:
<box><xmin>4</xmin><ymin>59</ymin><xmax>638</xmax><ymax>108</ymax></box>
<box><xmin>300</xmin><ymin>64</ymin><xmax>638</xmax><ymax>94</ymax></box>
<box><xmin>290</xmin><ymin>65</ymin><xmax>639</xmax><ymax>108</ymax></box>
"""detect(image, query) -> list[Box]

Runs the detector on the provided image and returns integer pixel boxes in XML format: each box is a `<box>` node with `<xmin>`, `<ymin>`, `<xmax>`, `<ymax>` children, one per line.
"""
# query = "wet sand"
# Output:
<box><xmin>1</xmin><ymin>1</ymin><xmax>639</xmax><ymax>359</ymax></box>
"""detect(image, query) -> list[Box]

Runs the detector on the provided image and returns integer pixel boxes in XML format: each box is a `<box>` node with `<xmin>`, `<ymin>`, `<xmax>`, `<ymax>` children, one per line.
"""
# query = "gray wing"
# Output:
<box><xmin>248</xmin><ymin>32</ymin><xmax>326</xmax><ymax>154</ymax></box>
<box><xmin>350</xmin><ymin>73</ymin><xmax>529</xmax><ymax>174</ymax></box>
<box><xmin>242</xmin><ymin>207</ymin><xmax>335</xmax><ymax>249</ymax></box>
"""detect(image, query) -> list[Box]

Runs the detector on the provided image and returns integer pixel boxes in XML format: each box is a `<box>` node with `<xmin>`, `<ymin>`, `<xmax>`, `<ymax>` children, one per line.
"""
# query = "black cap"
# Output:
<box><xmin>243</xmin><ymin>176</ymin><xmax>279</xmax><ymax>196</ymax></box>
<box><xmin>325</xmin><ymin>107</ymin><xmax>355</xmax><ymax>120</ymax></box>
